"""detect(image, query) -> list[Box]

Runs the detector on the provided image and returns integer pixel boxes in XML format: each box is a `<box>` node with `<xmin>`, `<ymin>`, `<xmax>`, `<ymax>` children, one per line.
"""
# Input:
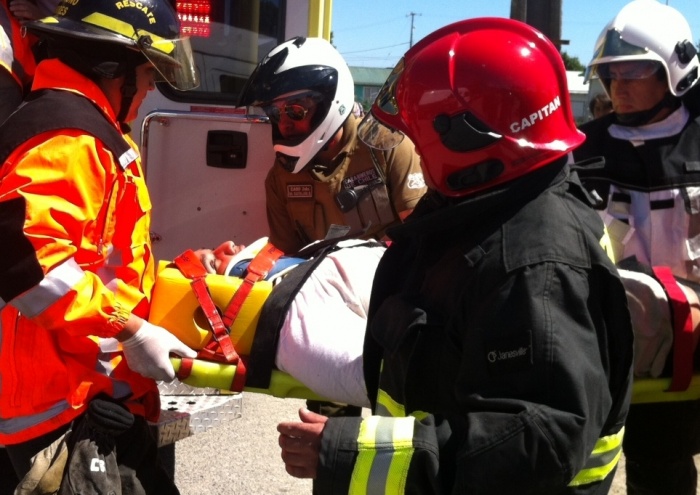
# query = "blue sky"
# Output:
<box><xmin>331</xmin><ymin>0</ymin><xmax>700</xmax><ymax>68</ymax></box>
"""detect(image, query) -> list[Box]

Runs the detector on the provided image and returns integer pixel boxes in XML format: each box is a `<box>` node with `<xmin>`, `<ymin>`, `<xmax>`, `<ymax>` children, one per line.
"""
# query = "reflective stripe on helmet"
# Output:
<box><xmin>83</xmin><ymin>12</ymin><xmax>175</xmax><ymax>54</ymax></box>
<box><xmin>350</xmin><ymin>416</ymin><xmax>416</xmax><ymax>495</ymax></box>
<box><xmin>568</xmin><ymin>427</ymin><xmax>624</xmax><ymax>487</ymax></box>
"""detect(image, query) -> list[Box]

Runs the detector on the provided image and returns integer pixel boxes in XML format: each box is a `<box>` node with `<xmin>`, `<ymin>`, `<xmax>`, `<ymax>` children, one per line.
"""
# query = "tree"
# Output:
<box><xmin>561</xmin><ymin>52</ymin><xmax>585</xmax><ymax>72</ymax></box>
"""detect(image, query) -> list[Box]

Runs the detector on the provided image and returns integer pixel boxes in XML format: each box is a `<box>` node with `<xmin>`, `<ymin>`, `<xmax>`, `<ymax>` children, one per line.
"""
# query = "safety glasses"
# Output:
<box><xmin>595</xmin><ymin>61</ymin><xmax>662</xmax><ymax>81</ymax></box>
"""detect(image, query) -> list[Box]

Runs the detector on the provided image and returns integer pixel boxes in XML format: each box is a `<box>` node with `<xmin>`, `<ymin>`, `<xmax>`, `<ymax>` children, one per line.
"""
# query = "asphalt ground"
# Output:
<box><xmin>2</xmin><ymin>393</ymin><xmax>699</xmax><ymax>494</ymax></box>
<box><xmin>170</xmin><ymin>392</ymin><xmax>700</xmax><ymax>495</ymax></box>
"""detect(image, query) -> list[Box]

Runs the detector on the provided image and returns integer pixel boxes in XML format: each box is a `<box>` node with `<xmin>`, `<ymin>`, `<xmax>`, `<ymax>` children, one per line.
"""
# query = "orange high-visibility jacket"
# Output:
<box><xmin>0</xmin><ymin>59</ymin><xmax>158</xmax><ymax>445</ymax></box>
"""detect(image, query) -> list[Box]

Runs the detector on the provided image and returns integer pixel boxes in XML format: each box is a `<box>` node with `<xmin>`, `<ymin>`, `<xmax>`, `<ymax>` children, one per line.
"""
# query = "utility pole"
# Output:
<box><xmin>510</xmin><ymin>0</ymin><xmax>567</xmax><ymax>51</ymax></box>
<box><xmin>408</xmin><ymin>12</ymin><xmax>422</xmax><ymax>48</ymax></box>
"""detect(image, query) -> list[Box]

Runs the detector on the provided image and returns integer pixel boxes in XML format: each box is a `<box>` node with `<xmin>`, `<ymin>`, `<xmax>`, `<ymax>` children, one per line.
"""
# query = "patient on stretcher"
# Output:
<box><xmin>194</xmin><ymin>238</ymin><xmax>385</xmax><ymax>408</ymax></box>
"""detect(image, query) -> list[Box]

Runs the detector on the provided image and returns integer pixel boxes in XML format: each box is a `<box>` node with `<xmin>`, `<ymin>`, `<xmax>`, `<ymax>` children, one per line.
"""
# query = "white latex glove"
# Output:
<box><xmin>618</xmin><ymin>269</ymin><xmax>674</xmax><ymax>378</ymax></box>
<box><xmin>121</xmin><ymin>321</ymin><xmax>197</xmax><ymax>382</ymax></box>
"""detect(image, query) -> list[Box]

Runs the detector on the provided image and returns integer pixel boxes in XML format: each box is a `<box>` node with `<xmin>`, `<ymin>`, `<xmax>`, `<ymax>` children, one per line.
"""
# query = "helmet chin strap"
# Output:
<box><xmin>116</xmin><ymin>65</ymin><xmax>137</xmax><ymax>132</ymax></box>
<box><xmin>615</xmin><ymin>92</ymin><xmax>680</xmax><ymax>127</ymax></box>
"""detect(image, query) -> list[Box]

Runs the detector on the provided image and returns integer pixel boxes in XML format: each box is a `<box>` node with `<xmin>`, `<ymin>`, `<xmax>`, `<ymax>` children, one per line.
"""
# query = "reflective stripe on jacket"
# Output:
<box><xmin>0</xmin><ymin>59</ymin><xmax>157</xmax><ymax>445</ymax></box>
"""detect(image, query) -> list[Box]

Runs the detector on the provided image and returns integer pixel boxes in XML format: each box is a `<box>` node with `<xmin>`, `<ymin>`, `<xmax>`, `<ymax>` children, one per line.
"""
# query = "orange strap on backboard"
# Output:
<box><xmin>221</xmin><ymin>242</ymin><xmax>284</xmax><ymax>328</ymax></box>
<box><xmin>173</xmin><ymin>249</ymin><xmax>240</xmax><ymax>365</ymax></box>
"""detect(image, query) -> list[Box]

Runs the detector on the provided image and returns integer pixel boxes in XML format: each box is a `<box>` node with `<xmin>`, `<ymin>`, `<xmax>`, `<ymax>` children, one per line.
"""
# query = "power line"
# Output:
<box><xmin>340</xmin><ymin>41</ymin><xmax>409</xmax><ymax>55</ymax></box>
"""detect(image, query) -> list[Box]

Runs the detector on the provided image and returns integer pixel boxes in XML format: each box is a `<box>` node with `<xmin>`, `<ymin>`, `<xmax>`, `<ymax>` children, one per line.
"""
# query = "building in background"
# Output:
<box><xmin>350</xmin><ymin>66</ymin><xmax>591</xmax><ymax>125</ymax></box>
<box><xmin>349</xmin><ymin>66</ymin><xmax>391</xmax><ymax>113</ymax></box>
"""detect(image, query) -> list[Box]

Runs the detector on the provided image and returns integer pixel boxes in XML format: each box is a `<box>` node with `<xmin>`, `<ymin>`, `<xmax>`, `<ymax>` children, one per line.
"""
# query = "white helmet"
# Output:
<box><xmin>239</xmin><ymin>37</ymin><xmax>355</xmax><ymax>173</ymax></box>
<box><xmin>585</xmin><ymin>0</ymin><xmax>699</xmax><ymax>97</ymax></box>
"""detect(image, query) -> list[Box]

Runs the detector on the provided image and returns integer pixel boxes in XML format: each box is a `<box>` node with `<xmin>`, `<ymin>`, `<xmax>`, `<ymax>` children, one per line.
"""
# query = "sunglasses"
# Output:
<box><xmin>263</xmin><ymin>103</ymin><xmax>312</xmax><ymax>123</ymax></box>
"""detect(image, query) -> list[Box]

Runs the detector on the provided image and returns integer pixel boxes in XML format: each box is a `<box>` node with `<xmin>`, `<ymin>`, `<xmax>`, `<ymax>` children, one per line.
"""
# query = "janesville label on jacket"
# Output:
<box><xmin>486</xmin><ymin>331</ymin><xmax>533</xmax><ymax>374</ymax></box>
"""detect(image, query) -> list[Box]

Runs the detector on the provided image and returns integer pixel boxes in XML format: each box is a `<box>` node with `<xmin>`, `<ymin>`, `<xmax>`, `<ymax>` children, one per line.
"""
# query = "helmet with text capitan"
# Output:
<box><xmin>357</xmin><ymin>17</ymin><xmax>584</xmax><ymax>198</ymax></box>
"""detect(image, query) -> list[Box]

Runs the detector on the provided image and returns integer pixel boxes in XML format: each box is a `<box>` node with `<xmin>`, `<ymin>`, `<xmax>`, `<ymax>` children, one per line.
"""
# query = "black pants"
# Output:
<box><xmin>623</xmin><ymin>400</ymin><xmax>700</xmax><ymax>495</ymax></box>
<box><xmin>0</xmin><ymin>448</ymin><xmax>20</xmax><ymax>495</ymax></box>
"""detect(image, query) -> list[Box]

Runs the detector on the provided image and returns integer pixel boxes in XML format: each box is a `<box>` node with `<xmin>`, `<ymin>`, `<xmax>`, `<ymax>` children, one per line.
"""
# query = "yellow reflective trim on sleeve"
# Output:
<box><xmin>376</xmin><ymin>389</ymin><xmax>405</xmax><ymax>418</ymax></box>
<box><xmin>600</xmin><ymin>225</ymin><xmax>616</xmax><ymax>263</ymax></box>
<box><xmin>350</xmin><ymin>416</ymin><xmax>416</xmax><ymax>495</ymax></box>
<box><xmin>568</xmin><ymin>427</ymin><xmax>624</xmax><ymax>487</ymax></box>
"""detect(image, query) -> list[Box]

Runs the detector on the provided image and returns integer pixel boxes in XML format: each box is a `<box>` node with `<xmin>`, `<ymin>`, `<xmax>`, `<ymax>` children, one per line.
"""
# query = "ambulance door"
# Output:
<box><xmin>140</xmin><ymin>106</ymin><xmax>274</xmax><ymax>261</ymax></box>
<box><xmin>133</xmin><ymin>0</ymin><xmax>319</xmax><ymax>261</ymax></box>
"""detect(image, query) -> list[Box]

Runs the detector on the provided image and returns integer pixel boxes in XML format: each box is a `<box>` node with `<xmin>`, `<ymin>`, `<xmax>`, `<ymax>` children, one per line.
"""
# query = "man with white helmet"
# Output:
<box><xmin>573</xmin><ymin>1</ymin><xmax>700</xmax><ymax>493</ymax></box>
<box><xmin>239</xmin><ymin>36</ymin><xmax>427</xmax><ymax>418</ymax></box>
<box><xmin>239</xmin><ymin>36</ymin><xmax>427</xmax><ymax>255</ymax></box>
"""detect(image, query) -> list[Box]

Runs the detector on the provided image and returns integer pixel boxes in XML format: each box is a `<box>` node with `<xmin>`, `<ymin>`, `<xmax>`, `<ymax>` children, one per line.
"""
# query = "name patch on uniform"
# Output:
<box><xmin>342</xmin><ymin>168</ymin><xmax>380</xmax><ymax>190</ymax></box>
<box><xmin>287</xmin><ymin>184</ymin><xmax>313</xmax><ymax>199</ymax></box>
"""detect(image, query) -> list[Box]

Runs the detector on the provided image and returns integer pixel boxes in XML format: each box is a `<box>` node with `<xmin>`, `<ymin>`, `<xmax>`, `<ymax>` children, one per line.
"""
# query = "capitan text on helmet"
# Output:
<box><xmin>509</xmin><ymin>96</ymin><xmax>561</xmax><ymax>133</ymax></box>
<box><xmin>115</xmin><ymin>1</ymin><xmax>156</xmax><ymax>24</ymax></box>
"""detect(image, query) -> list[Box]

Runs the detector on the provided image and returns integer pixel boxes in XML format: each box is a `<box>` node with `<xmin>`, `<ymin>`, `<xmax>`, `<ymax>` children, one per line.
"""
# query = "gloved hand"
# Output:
<box><xmin>121</xmin><ymin>321</ymin><xmax>197</xmax><ymax>382</ymax></box>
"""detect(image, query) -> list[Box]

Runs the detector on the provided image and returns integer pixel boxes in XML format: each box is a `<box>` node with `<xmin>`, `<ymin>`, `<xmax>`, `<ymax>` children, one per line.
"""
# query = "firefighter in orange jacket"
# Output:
<box><xmin>0</xmin><ymin>0</ymin><xmax>199</xmax><ymax>491</ymax></box>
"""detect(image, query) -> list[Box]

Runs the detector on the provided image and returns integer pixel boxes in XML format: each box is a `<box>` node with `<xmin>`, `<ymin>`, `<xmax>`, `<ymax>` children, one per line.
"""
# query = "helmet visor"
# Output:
<box><xmin>139</xmin><ymin>33</ymin><xmax>199</xmax><ymax>91</ymax></box>
<box><xmin>594</xmin><ymin>61</ymin><xmax>662</xmax><ymax>81</ymax></box>
<box><xmin>585</xmin><ymin>29</ymin><xmax>650</xmax><ymax>81</ymax></box>
<box><xmin>375</xmin><ymin>58</ymin><xmax>405</xmax><ymax>116</ymax></box>
<box><xmin>357</xmin><ymin>112</ymin><xmax>405</xmax><ymax>150</ymax></box>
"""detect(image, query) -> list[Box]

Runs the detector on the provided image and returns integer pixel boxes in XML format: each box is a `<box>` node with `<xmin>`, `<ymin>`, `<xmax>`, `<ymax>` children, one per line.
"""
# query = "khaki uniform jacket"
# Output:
<box><xmin>265</xmin><ymin>115</ymin><xmax>427</xmax><ymax>253</ymax></box>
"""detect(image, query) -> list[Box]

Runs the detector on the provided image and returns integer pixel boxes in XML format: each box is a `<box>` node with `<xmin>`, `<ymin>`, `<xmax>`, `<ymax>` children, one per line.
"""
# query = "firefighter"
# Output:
<box><xmin>0</xmin><ymin>0</ymin><xmax>198</xmax><ymax>492</ymax></box>
<box><xmin>276</xmin><ymin>17</ymin><xmax>634</xmax><ymax>494</ymax></box>
<box><xmin>573</xmin><ymin>1</ymin><xmax>700</xmax><ymax>493</ymax></box>
<box><xmin>238</xmin><ymin>36</ymin><xmax>427</xmax><ymax>255</ymax></box>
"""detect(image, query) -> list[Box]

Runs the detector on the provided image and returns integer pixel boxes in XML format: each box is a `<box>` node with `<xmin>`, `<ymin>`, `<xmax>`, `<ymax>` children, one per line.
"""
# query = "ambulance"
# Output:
<box><xmin>134</xmin><ymin>0</ymin><xmax>334</xmax><ymax>445</ymax></box>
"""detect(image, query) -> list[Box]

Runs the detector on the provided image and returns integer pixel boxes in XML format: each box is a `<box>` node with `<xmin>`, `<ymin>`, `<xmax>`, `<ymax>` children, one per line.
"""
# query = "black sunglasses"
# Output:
<box><xmin>264</xmin><ymin>103</ymin><xmax>311</xmax><ymax>123</ymax></box>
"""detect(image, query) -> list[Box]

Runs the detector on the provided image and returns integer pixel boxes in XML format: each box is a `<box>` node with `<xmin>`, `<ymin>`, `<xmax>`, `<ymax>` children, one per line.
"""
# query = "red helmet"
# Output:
<box><xmin>359</xmin><ymin>17</ymin><xmax>584</xmax><ymax>197</ymax></box>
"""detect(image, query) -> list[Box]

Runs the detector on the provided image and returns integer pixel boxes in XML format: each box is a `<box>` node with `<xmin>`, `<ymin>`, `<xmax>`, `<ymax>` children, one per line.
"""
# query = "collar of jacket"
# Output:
<box><xmin>31</xmin><ymin>58</ymin><xmax>120</xmax><ymax>130</ymax></box>
<box><xmin>308</xmin><ymin>114</ymin><xmax>359</xmax><ymax>180</ymax></box>
<box><xmin>388</xmin><ymin>157</ymin><xmax>578</xmax><ymax>240</ymax></box>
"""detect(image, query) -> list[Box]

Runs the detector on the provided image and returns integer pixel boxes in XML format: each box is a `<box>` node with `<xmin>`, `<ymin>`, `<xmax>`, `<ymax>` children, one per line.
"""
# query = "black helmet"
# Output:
<box><xmin>27</xmin><ymin>0</ymin><xmax>198</xmax><ymax>91</ymax></box>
